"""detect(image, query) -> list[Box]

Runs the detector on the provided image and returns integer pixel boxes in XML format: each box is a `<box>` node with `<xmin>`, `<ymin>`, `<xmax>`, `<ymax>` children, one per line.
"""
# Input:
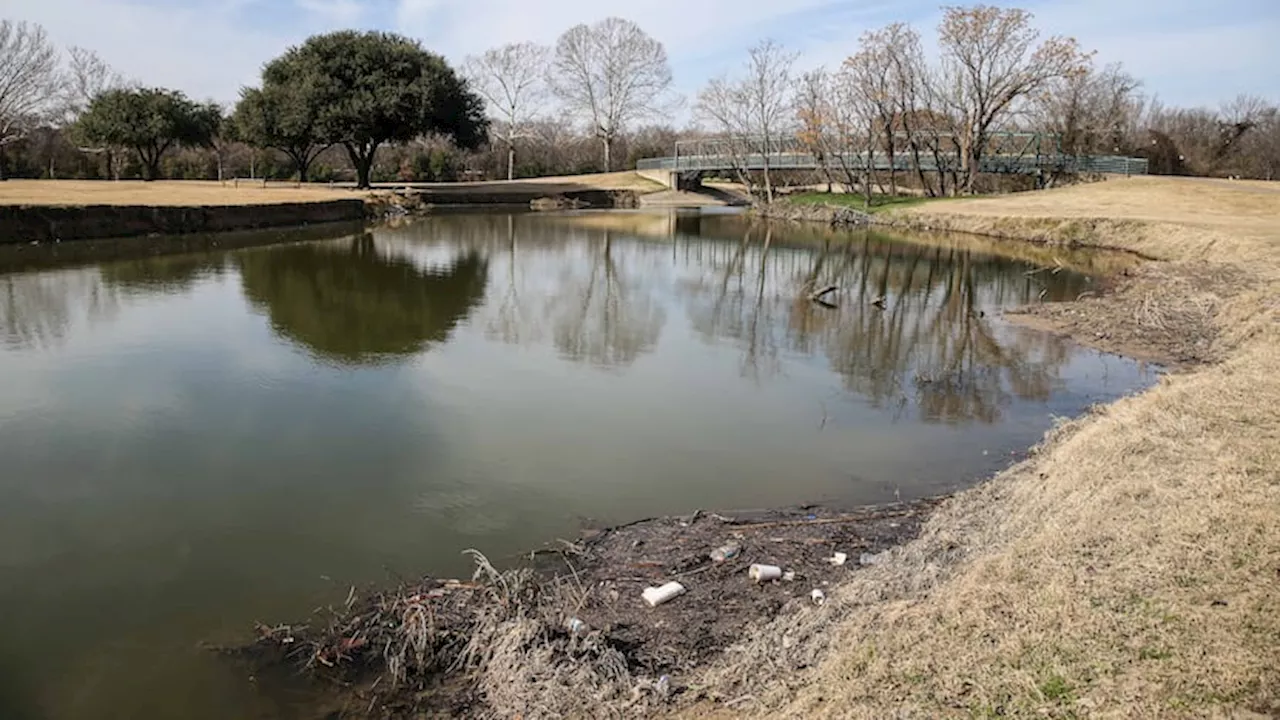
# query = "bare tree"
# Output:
<box><xmin>695</xmin><ymin>77</ymin><xmax>755</xmax><ymax>188</ymax></box>
<box><xmin>870</xmin><ymin>24</ymin><xmax>936</xmax><ymax>195</ymax></box>
<box><xmin>1035</xmin><ymin>60</ymin><xmax>1142</xmax><ymax>179</ymax></box>
<box><xmin>550</xmin><ymin>17</ymin><xmax>674</xmax><ymax>172</ymax></box>
<box><xmin>61</xmin><ymin>46</ymin><xmax>125</xmax><ymax>123</ymax></box>
<box><xmin>0</xmin><ymin>20</ymin><xmax>60</xmax><ymax>179</ymax></box>
<box><xmin>738</xmin><ymin>40</ymin><xmax>797</xmax><ymax>204</ymax></box>
<box><xmin>936</xmin><ymin>5</ymin><xmax>1087</xmax><ymax>193</ymax></box>
<box><xmin>463</xmin><ymin>42</ymin><xmax>549</xmax><ymax>180</ymax></box>
<box><xmin>845</xmin><ymin>29</ymin><xmax>901</xmax><ymax>196</ymax></box>
<box><xmin>695</xmin><ymin>40</ymin><xmax>796</xmax><ymax>203</ymax></box>
<box><xmin>795</xmin><ymin>68</ymin><xmax>837</xmax><ymax>191</ymax></box>
<box><xmin>833</xmin><ymin>63</ymin><xmax>880</xmax><ymax>207</ymax></box>
<box><xmin>60</xmin><ymin>46</ymin><xmax>127</xmax><ymax>179</ymax></box>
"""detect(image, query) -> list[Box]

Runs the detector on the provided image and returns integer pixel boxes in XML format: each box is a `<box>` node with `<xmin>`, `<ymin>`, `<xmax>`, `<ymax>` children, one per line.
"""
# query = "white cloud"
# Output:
<box><xmin>0</xmin><ymin>0</ymin><xmax>362</xmax><ymax>102</ymax></box>
<box><xmin>296</xmin><ymin>0</ymin><xmax>367</xmax><ymax>26</ymax></box>
<box><xmin>0</xmin><ymin>0</ymin><xmax>1272</xmax><ymax>107</ymax></box>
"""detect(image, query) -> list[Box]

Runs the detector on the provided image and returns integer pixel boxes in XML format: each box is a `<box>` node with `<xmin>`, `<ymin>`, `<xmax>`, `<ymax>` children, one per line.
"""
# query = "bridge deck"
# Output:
<box><xmin>637</xmin><ymin>152</ymin><xmax>1148</xmax><ymax>176</ymax></box>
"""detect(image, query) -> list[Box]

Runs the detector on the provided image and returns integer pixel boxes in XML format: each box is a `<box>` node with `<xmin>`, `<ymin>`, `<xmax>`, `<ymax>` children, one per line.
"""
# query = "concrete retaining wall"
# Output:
<box><xmin>0</xmin><ymin>199</ymin><xmax>367</xmax><ymax>244</ymax></box>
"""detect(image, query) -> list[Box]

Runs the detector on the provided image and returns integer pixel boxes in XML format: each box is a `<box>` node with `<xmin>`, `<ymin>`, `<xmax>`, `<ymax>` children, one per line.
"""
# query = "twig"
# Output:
<box><xmin>673</xmin><ymin>563</ymin><xmax>717</xmax><ymax>579</ymax></box>
<box><xmin>562</xmin><ymin>555</ymin><xmax>590</xmax><ymax>614</ymax></box>
<box><xmin>730</xmin><ymin>511</ymin><xmax>914</xmax><ymax>532</ymax></box>
<box><xmin>809</xmin><ymin>284</ymin><xmax>838</xmax><ymax>301</ymax></box>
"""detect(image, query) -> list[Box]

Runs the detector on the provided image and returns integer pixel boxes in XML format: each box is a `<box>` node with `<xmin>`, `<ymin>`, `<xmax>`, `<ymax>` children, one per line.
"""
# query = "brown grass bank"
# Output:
<box><xmin>690</xmin><ymin>176</ymin><xmax>1280</xmax><ymax>717</ymax></box>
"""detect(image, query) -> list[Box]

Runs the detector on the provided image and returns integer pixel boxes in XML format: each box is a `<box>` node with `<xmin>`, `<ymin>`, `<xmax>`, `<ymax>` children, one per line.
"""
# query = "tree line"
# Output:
<box><xmin>0</xmin><ymin>9</ymin><xmax>1276</xmax><ymax>189</ymax></box>
<box><xmin>697</xmin><ymin>6</ymin><xmax>1279</xmax><ymax>200</ymax></box>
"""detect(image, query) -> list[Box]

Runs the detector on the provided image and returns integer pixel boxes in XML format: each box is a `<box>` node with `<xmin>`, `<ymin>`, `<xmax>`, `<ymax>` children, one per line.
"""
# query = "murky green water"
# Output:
<box><xmin>0</xmin><ymin>210</ymin><xmax>1152</xmax><ymax>719</ymax></box>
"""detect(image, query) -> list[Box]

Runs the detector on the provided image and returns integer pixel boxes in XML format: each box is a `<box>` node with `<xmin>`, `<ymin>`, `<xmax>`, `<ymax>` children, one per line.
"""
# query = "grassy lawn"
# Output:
<box><xmin>783</xmin><ymin>191</ymin><xmax>943</xmax><ymax>213</ymax></box>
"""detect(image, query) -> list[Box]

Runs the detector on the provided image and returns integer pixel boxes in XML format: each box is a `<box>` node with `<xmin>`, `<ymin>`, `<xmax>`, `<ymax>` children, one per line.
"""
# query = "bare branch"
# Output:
<box><xmin>550</xmin><ymin>17</ymin><xmax>675</xmax><ymax>171</ymax></box>
<box><xmin>463</xmin><ymin>42</ymin><xmax>549</xmax><ymax>179</ymax></box>
<box><xmin>0</xmin><ymin>20</ymin><xmax>60</xmax><ymax>149</ymax></box>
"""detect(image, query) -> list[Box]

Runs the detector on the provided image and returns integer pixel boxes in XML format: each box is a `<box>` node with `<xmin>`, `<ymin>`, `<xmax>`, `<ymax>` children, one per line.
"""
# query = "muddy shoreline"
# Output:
<box><xmin>227</xmin><ymin>499</ymin><xmax>943</xmax><ymax>717</ymax></box>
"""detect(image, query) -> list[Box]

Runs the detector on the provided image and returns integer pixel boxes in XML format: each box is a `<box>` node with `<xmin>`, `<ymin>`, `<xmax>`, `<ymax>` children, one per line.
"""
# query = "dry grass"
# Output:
<box><xmin>690</xmin><ymin>175</ymin><xmax>1280</xmax><ymax>718</ymax></box>
<box><xmin>0</xmin><ymin>179</ymin><xmax>358</xmax><ymax>206</ymax></box>
<box><xmin>0</xmin><ymin>172</ymin><xmax>664</xmax><ymax>208</ymax></box>
<box><xmin>893</xmin><ymin>176</ymin><xmax>1280</xmax><ymax>275</ymax></box>
<box><xmin>507</xmin><ymin>171</ymin><xmax>665</xmax><ymax>192</ymax></box>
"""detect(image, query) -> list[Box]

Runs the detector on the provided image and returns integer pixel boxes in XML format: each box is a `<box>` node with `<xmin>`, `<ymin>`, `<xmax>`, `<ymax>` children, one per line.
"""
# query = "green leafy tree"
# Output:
<box><xmin>76</xmin><ymin>88</ymin><xmax>221</xmax><ymax>180</ymax></box>
<box><xmin>262</xmin><ymin>31</ymin><xmax>488</xmax><ymax>189</ymax></box>
<box><xmin>230</xmin><ymin>86</ymin><xmax>329</xmax><ymax>182</ymax></box>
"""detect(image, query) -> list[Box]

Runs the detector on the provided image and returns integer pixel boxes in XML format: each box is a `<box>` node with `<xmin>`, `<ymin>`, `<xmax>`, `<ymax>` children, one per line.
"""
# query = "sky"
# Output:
<box><xmin>2</xmin><ymin>0</ymin><xmax>1277</xmax><ymax>118</ymax></box>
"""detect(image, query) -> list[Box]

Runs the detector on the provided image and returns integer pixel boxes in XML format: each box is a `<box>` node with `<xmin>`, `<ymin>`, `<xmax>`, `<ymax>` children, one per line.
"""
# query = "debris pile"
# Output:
<box><xmin>227</xmin><ymin>500</ymin><xmax>940</xmax><ymax>717</ymax></box>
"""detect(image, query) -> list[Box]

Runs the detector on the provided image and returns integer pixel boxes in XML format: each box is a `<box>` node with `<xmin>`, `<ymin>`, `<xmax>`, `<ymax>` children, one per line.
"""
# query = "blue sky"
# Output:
<box><xmin>2</xmin><ymin>0</ymin><xmax>1276</xmax><ymax>116</ymax></box>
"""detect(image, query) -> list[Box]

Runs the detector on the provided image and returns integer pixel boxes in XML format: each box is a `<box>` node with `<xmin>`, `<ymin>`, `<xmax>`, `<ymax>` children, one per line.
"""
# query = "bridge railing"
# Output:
<box><xmin>637</xmin><ymin>152</ymin><xmax>1149</xmax><ymax>176</ymax></box>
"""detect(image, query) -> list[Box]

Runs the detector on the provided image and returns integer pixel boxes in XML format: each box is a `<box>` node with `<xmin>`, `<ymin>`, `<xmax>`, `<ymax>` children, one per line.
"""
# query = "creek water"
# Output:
<box><xmin>0</xmin><ymin>210</ymin><xmax>1153</xmax><ymax>719</ymax></box>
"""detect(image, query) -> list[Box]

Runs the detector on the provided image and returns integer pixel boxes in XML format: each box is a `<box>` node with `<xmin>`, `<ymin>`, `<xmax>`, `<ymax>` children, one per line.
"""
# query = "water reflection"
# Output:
<box><xmin>100</xmin><ymin>253</ymin><xmax>225</xmax><ymax>293</ymax></box>
<box><xmin>236</xmin><ymin>233</ymin><xmax>488</xmax><ymax>365</ymax></box>
<box><xmin>382</xmin><ymin>212</ymin><xmax>1102</xmax><ymax>423</ymax></box>
<box><xmin>0</xmin><ymin>270</ymin><xmax>120</xmax><ymax>350</ymax></box>
<box><xmin>549</xmin><ymin>232</ymin><xmax>666</xmax><ymax>368</ymax></box>
<box><xmin>676</xmin><ymin>226</ymin><xmax>1079</xmax><ymax>423</ymax></box>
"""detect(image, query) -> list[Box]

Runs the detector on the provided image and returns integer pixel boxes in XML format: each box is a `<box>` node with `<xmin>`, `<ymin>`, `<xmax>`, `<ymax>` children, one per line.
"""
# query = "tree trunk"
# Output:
<box><xmin>356</xmin><ymin>156</ymin><xmax>373</xmax><ymax>189</ymax></box>
<box><xmin>762</xmin><ymin>156</ymin><xmax>774</xmax><ymax>204</ymax></box>
<box><xmin>908</xmin><ymin>140</ymin><xmax>931</xmax><ymax>196</ymax></box>
<box><xmin>344</xmin><ymin>141</ymin><xmax>379</xmax><ymax>190</ymax></box>
<box><xmin>0</xmin><ymin>144</ymin><xmax>7</xmax><ymax>181</ymax></box>
<box><xmin>601</xmin><ymin>135</ymin><xmax>612</xmax><ymax>173</ymax></box>
<box><xmin>882</xmin><ymin>121</ymin><xmax>898</xmax><ymax>197</ymax></box>
<box><xmin>290</xmin><ymin>150</ymin><xmax>313</xmax><ymax>184</ymax></box>
<box><xmin>141</xmin><ymin>151</ymin><xmax>159</xmax><ymax>181</ymax></box>
<box><xmin>863</xmin><ymin>127</ymin><xmax>874</xmax><ymax>210</ymax></box>
<box><xmin>507</xmin><ymin>144</ymin><xmax>515</xmax><ymax>181</ymax></box>
<box><xmin>962</xmin><ymin>133</ymin><xmax>981</xmax><ymax>195</ymax></box>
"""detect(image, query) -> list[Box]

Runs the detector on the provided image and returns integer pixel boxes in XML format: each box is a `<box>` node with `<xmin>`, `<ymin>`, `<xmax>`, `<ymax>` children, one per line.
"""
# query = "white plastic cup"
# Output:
<box><xmin>811</xmin><ymin>589</ymin><xmax>826</xmax><ymax>606</ymax></box>
<box><xmin>642</xmin><ymin>581</ymin><xmax>687</xmax><ymax>607</ymax></box>
<box><xmin>749</xmin><ymin>564</ymin><xmax>783</xmax><ymax>583</ymax></box>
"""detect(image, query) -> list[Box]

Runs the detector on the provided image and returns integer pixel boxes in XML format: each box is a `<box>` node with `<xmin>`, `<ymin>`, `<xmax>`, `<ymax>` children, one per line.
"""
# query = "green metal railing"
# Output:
<box><xmin>637</xmin><ymin>133</ymin><xmax>1148</xmax><ymax>177</ymax></box>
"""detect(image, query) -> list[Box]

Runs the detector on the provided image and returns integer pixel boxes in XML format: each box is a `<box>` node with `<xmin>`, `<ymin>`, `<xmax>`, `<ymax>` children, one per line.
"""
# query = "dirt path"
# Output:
<box><xmin>690</xmin><ymin>176</ymin><xmax>1280</xmax><ymax>718</ymax></box>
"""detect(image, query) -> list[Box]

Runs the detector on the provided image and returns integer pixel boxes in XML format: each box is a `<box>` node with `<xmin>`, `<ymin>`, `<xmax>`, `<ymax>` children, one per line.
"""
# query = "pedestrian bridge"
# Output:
<box><xmin>635</xmin><ymin>135</ymin><xmax>1149</xmax><ymax>188</ymax></box>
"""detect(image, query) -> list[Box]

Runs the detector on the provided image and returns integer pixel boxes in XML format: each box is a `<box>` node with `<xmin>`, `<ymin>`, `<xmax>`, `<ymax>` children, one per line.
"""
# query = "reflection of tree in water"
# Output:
<box><xmin>0</xmin><ymin>269</ymin><xmax>121</xmax><ymax>350</ymax></box>
<box><xmin>683</xmin><ymin>226</ymin><xmax>784</xmax><ymax>381</ymax></box>
<box><xmin>683</xmin><ymin>225</ymin><xmax>1081</xmax><ymax>423</ymax></box>
<box><xmin>484</xmin><ymin>215</ymin><xmax>543</xmax><ymax>347</ymax></box>
<box><xmin>371</xmin><ymin>215</ymin><xmax>668</xmax><ymax>369</ymax></box>
<box><xmin>549</xmin><ymin>232</ymin><xmax>666</xmax><ymax>368</ymax></box>
<box><xmin>99</xmin><ymin>253</ymin><xmax>225</xmax><ymax>293</ymax></box>
<box><xmin>237</xmin><ymin>234</ymin><xmax>488</xmax><ymax>365</ymax></box>
<box><xmin>1</xmin><ymin>251</ymin><xmax>225</xmax><ymax>350</ymax></box>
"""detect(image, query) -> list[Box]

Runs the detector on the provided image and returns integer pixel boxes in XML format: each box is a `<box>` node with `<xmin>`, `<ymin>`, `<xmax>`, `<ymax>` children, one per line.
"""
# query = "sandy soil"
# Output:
<box><xmin>690</xmin><ymin>176</ymin><xmax>1280</xmax><ymax>718</ymax></box>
